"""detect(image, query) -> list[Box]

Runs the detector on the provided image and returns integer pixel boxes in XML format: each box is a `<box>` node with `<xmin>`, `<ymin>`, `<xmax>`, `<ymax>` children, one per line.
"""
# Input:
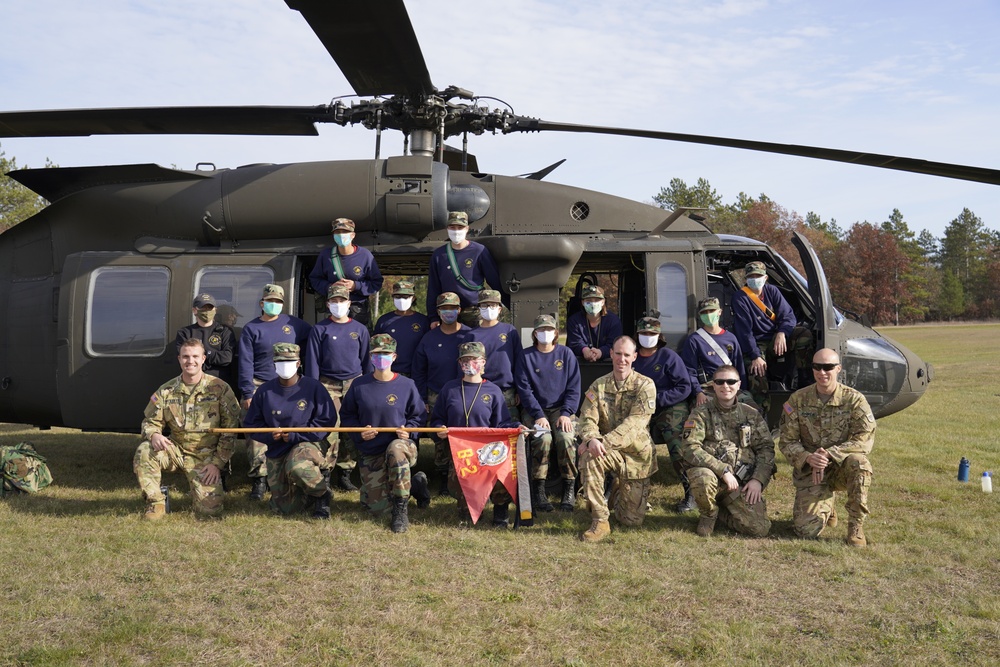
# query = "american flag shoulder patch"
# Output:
<box><xmin>783</xmin><ymin>402</ymin><xmax>793</xmax><ymax>415</ymax></box>
<box><xmin>585</xmin><ymin>389</ymin><xmax>597</xmax><ymax>403</ymax></box>
<box><xmin>150</xmin><ymin>394</ymin><xmax>159</xmax><ymax>404</ymax></box>
<box><xmin>683</xmin><ymin>419</ymin><xmax>696</xmax><ymax>429</ymax></box>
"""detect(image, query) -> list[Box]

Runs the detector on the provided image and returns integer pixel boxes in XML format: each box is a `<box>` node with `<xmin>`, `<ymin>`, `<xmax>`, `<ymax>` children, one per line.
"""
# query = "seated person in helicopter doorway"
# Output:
<box><xmin>565</xmin><ymin>284</ymin><xmax>623</xmax><ymax>363</ymax></box>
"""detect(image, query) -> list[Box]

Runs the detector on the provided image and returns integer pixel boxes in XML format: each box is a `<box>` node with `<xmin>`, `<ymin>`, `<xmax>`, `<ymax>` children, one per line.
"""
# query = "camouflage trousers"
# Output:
<box><xmin>133</xmin><ymin>441</ymin><xmax>224</xmax><ymax>516</ymax></box>
<box><xmin>580</xmin><ymin>449</ymin><xmax>651</xmax><ymax>525</ymax></box>
<box><xmin>524</xmin><ymin>407</ymin><xmax>577</xmax><ymax>480</ymax></box>
<box><xmin>359</xmin><ymin>439</ymin><xmax>418</xmax><ymax>515</ymax></box>
<box><xmin>687</xmin><ymin>466</ymin><xmax>771</xmax><ymax>537</ymax></box>
<box><xmin>245</xmin><ymin>379</ymin><xmax>268</xmax><ymax>478</ymax></box>
<box><xmin>266</xmin><ymin>442</ymin><xmax>331</xmax><ymax>515</ymax></box>
<box><xmin>320</xmin><ymin>375</ymin><xmax>358</xmax><ymax>472</ymax></box>
<box><xmin>793</xmin><ymin>453</ymin><xmax>872</xmax><ymax>538</ymax></box>
<box><xmin>744</xmin><ymin>327</ymin><xmax>815</xmax><ymax>415</ymax></box>
<box><xmin>427</xmin><ymin>391</ymin><xmax>451</xmax><ymax>471</ymax></box>
<box><xmin>651</xmin><ymin>403</ymin><xmax>690</xmax><ymax>464</ymax></box>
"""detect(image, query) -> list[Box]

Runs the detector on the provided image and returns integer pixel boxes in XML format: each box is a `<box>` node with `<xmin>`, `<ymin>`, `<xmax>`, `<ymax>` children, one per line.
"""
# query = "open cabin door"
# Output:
<box><xmin>644</xmin><ymin>248</ymin><xmax>704</xmax><ymax>350</ymax></box>
<box><xmin>791</xmin><ymin>232</ymin><xmax>841</xmax><ymax>355</ymax></box>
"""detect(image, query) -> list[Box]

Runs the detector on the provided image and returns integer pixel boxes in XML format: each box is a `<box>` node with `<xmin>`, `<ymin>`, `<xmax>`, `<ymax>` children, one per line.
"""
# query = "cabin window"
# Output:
<box><xmin>195</xmin><ymin>266</ymin><xmax>275</xmax><ymax>329</ymax></box>
<box><xmin>654</xmin><ymin>262</ymin><xmax>688</xmax><ymax>338</ymax></box>
<box><xmin>86</xmin><ymin>266</ymin><xmax>170</xmax><ymax>357</ymax></box>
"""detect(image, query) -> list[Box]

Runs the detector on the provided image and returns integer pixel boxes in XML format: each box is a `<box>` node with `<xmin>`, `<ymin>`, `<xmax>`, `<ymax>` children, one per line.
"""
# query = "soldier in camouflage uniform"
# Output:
<box><xmin>577</xmin><ymin>336</ymin><xmax>658</xmax><ymax>543</ymax></box>
<box><xmin>339</xmin><ymin>334</ymin><xmax>430</xmax><ymax>533</ymax></box>
<box><xmin>779</xmin><ymin>348</ymin><xmax>875</xmax><ymax>546</ymax></box>
<box><xmin>134</xmin><ymin>338</ymin><xmax>241</xmax><ymax>520</ymax></box>
<box><xmin>680</xmin><ymin>365</ymin><xmax>774</xmax><ymax>537</ymax></box>
<box><xmin>244</xmin><ymin>343</ymin><xmax>337</xmax><ymax>518</ymax></box>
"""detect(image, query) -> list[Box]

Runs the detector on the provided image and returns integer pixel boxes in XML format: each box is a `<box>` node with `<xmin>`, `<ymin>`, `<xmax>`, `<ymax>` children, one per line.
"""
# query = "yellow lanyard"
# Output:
<box><xmin>461</xmin><ymin>380</ymin><xmax>485</xmax><ymax>426</ymax></box>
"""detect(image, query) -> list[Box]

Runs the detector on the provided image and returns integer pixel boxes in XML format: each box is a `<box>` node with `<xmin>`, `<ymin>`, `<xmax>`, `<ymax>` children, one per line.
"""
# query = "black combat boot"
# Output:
<box><xmin>560</xmin><ymin>479</ymin><xmax>576</xmax><ymax>512</ymax></box>
<box><xmin>249</xmin><ymin>476</ymin><xmax>267</xmax><ymax>501</ymax></box>
<box><xmin>672</xmin><ymin>461</ymin><xmax>696</xmax><ymax>513</ymax></box>
<box><xmin>411</xmin><ymin>471</ymin><xmax>431</xmax><ymax>509</ymax></box>
<box><xmin>390</xmin><ymin>496</ymin><xmax>409</xmax><ymax>533</ymax></box>
<box><xmin>492</xmin><ymin>502</ymin><xmax>510</xmax><ymax>528</ymax></box>
<box><xmin>312</xmin><ymin>469</ymin><xmax>332</xmax><ymax>519</ymax></box>
<box><xmin>533</xmin><ymin>479</ymin><xmax>554</xmax><ymax>512</ymax></box>
<box><xmin>335</xmin><ymin>468</ymin><xmax>358</xmax><ymax>492</ymax></box>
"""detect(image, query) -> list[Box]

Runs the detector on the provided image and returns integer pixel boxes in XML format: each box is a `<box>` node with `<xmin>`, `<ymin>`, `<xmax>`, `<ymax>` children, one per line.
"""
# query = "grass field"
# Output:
<box><xmin>2</xmin><ymin>324</ymin><xmax>999</xmax><ymax>666</ymax></box>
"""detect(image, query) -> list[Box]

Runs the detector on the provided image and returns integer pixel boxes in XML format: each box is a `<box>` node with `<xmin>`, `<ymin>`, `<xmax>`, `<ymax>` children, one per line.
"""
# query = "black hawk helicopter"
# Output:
<box><xmin>4</xmin><ymin>0</ymin><xmax>984</xmax><ymax>432</ymax></box>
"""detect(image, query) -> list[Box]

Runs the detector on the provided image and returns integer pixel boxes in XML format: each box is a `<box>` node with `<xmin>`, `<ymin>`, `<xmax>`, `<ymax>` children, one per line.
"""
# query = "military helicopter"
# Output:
<box><xmin>7</xmin><ymin>0</ymin><xmax>991</xmax><ymax>433</ymax></box>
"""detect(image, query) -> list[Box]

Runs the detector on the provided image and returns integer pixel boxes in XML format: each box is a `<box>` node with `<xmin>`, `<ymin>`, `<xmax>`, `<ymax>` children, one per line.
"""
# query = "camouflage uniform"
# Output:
<box><xmin>578</xmin><ymin>370</ymin><xmax>657</xmax><ymax>525</ymax></box>
<box><xmin>359</xmin><ymin>439</ymin><xmax>419</xmax><ymax>514</ymax></box>
<box><xmin>134</xmin><ymin>374</ymin><xmax>240</xmax><ymax>516</ymax></box>
<box><xmin>267</xmin><ymin>442</ymin><xmax>329</xmax><ymax>515</ymax></box>
<box><xmin>779</xmin><ymin>384</ymin><xmax>876</xmax><ymax>538</ymax></box>
<box><xmin>680</xmin><ymin>398</ymin><xmax>775</xmax><ymax>537</ymax></box>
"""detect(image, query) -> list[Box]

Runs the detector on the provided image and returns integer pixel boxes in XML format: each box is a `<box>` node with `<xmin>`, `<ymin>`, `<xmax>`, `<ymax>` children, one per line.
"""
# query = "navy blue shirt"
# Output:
<box><xmin>373</xmin><ymin>311</ymin><xmax>430</xmax><ymax>376</ymax></box>
<box><xmin>340</xmin><ymin>373</ymin><xmax>426</xmax><ymax>457</ymax></box>
<box><xmin>679</xmin><ymin>328</ymin><xmax>747</xmax><ymax>394</ymax></box>
<box><xmin>412</xmin><ymin>325</ymin><xmax>469</xmax><ymax>400</ymax></box>
<box><xmin>565</xmin><ymin>310</ymin><xmax>623</xmax><ymax>360</ymax></box>
<box><xmin>515</xmin><ymin>344</ymin><xmax>582</xmax><ymax>421</ymax></box>
<box><xmin>466</xmin><ymin>322</ymin><xmax>521</xmax><ymax>391</ymax></box>
<box><xmin>303</xmin><ymin>318</ymin><xmax>372</xmax><ymax>381</ymax></box>
<box><xmin>732</xmin><ymin>283</ymin><xmax>796</xmax><ymax>360</ymax></box>
<box><xmin>243</xmin><ymin>376</ymin><xmax>336</xmax><ymax>459</ymax></box>
<box><xmin>237</xmin><ymin>314</ymin><xmax>312</xmax><ymax>399</ymax></box>
<box><xmin>309</xmin><ymin>245</ymin><xmax>384</xmax><ymax>305</ymax></box>
<box><xmin>426</xmin><ymin>242</ymin><xmax>504</xmax><ymax>322</ymax></box>
<box><xmin>633</xmin><ymin>346</ymin><xmax>693</xmax><ymax>408</ymax></box>
<box><xmin>430</xmin><ymin>379</ymin><xmax>517</xmax><ymax>430</ymax></box>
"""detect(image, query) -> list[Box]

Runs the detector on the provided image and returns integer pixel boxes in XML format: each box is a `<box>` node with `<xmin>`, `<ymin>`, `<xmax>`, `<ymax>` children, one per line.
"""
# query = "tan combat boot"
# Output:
<box><xmin>846</xmin><ymin>522</ymin><xmax>867</xmax><ymax>547</ymax></box>
<box><xmin>696</xmin><ymin>511</ymin><xmax>718</xmax><ymax>537</ymax></box>
<box><xmin>827</xmin><ymin>506</ymin><xmax>838</xmax><ymax>528</ymax></box>
<box><xmin>581</xmin><ymin>519</ymin><xmax>611</xmax><ymax>543</ymax></box>
<box><xmin>143</xmin><ymin>501</ymin><xmax>166</xmax><ymax>521</ymax></box>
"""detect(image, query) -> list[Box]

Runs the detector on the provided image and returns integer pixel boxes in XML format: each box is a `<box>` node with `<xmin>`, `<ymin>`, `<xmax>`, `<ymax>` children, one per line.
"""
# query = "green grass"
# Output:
<box><xmin>2</xmin><ymin>323</ymin><xmax>1000</xmax><ymax>666</ymax></box>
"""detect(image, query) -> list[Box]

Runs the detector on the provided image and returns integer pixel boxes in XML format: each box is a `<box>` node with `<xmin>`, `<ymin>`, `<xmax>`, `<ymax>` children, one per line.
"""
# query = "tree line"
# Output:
<box><xmin>653</xmin><ymin>177</ymin><xmax>1000</xmax><ymax>325</ymax></box>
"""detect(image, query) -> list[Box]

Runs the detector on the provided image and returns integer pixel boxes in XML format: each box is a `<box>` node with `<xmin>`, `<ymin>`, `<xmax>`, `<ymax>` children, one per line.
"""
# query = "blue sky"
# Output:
<box><xmin>3</xmin><ymin>0</ymin><xmax>1000</xmax><ymax>240</ymax></box>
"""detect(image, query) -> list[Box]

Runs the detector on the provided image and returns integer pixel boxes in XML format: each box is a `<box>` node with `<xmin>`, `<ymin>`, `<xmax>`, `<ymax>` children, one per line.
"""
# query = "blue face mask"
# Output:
<box><xmin>438</xmin><ymin>309</ymin><xmax>460</xmax><ymax>324</ymax></box>
<box><xmin>746</xmin><ymin>276</ymin><xmax>766</xmax><ymax>291</ymax></box>
<box><xmin>262</xmin><ymin>301</ymin><xmax>282</xmax><ymax>316</ymax></box>
<box><xmin>333</xmin><ymin>233</ymin><xmax>352</xmax><ymax>247</ymax></box>
<box><xmin>372</xmin><ymin>354</ymin><xmax>394</xmax><ymax>371</ymax></box>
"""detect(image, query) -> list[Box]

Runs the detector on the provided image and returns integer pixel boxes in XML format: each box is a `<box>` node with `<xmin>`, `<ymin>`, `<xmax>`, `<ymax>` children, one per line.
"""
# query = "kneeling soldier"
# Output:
<box><xmin>340</xmin><ymin>334</ymin><xmax>430</xmax><ymax>533</ymax></box>
<box><xmin>680</xmin><ymin>365</ymin><xmax>775</xmax><ymax>538</ymax></box>
<box><xmin>244</xmin><ymin>343</ymin><xmax>337</xmax><ymax>518</ymax></box>
<box><xmin>134</xmin><ymin>339</ymin><xmax>240</xmax><ymax>520</ymax></box>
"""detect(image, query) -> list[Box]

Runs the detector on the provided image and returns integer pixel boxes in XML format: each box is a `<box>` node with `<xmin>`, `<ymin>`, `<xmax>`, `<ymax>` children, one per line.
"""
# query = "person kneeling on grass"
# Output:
<box><xmin>134</xmin><ymin>338</ymin><xmax>241</xmax><ymax>520</ymax></box>
<box><xmin>339</xmin><ymin>334</ymin><xmax>431</xmax><ymax>533</ymax></box>
<box><xmin>679</xmin><ymin>365</ymin><xmax>774</xmax><ymax>538</ymax></box>
<box><xmin>244</xmin><ymin>343</ymin><xmax>336</xmax><ymax>519</ymax></box>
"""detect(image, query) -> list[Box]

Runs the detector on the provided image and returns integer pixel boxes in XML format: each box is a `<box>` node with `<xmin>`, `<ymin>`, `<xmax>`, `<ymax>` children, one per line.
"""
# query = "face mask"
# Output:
<box><xmin>638</xmin><ymin>333</ymin><xmax>659</xmax><ymax>349</ymax></box>
<box><xmin>372</xmin><ymin>354</ymin><xmax>394</xmax><ymax>371</ymax></box>
<box><xmin>275</xmin><ymin>361</ymin><xmax>298</xmax><ymax>380</ymax></box>
<box><xmin>262</xmin><ymin>301</ymin><xmax>283</xmax><ymax>316</ymax></box>
<box><xmin>460</xmin><ymin>359</ymin><xmax>485</xmax><ymax>376</ymax></box>
<box><xmin>536</xmin><ymin>330</ymin><xmax>556</xmax><ymax>345</ymax></box>
<box><xmin>583</xmin><ymin>300</ymin><xmax>603</xmax><ymax>316</ymax></box>
<box><xmin>699</xmin><ymin>311</ymin><xmax>721</xmax><ymax>327</ymax></box>
<box><xmin>196</xmin><ymin>308</ymin><xmax>215</xmax><ymax>324</ymax></box>
<box><xmin>333</xmin><ymin>233</ymin><xmax>352</xmax><ymax>247</ymax></box>
<box><xmin>481</xmin><ymin>306</ymin><xmax>501</xmax><ymax>321</ymax></box>
<box><xmin>393</xmin><ymin>297</ymin><xmax>413</xmax><ymax>312</ymax></box>
<box><xmin>447</xmin><ymin>228</ymin><xmax>467</xmax><ymax>244</ymax></box>
<box><xmin>439</xmin><ymin>309</ymin><xmax>459</xmax><ymax>324</ymax></box>
<box><xmin>746</xmin><ymin>276</ymin><xmax>766</xmax><ymax>291</ymax></box>
<box><xmin>328</xmin><ymin>301</ymin><xmax>351</xmax><ymax>319</ymax></box>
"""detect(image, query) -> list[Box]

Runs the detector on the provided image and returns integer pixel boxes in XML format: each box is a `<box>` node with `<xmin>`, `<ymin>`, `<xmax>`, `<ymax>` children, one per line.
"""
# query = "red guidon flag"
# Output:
<box><xmin>448</xmin><ymin>428</ymin><xmax>530</xmax><ymax>525</ymax></box>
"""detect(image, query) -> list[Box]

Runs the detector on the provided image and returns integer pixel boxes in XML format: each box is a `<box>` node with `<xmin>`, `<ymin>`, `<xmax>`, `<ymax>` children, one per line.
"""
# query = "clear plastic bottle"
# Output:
<box><xmin>982</xmin><ymin>472</ymin><xmax>993</xmax><ymax>493</ymax></box>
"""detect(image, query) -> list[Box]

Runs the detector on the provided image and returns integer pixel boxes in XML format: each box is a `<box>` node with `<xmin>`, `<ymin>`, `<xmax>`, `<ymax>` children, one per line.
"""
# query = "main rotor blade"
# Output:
<box><xmin>285</xmin><ymin>0</ymin><xmax>433</xmax><ymax>98</ymax></box>
<box><xmin>0</xmin><ymin>106</ymin><xmax>336</xmax><ymax>137</ymax></box>
<box><xmin>510</xmin><ymin>118</ymin><xmax>1000</xmax><ymax>187</ymax></box>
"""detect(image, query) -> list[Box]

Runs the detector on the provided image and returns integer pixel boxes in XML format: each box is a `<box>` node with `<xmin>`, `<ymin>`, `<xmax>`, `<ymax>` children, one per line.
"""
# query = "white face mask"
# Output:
<box><xmin>448</xmin><ymin>228</ymin><xmax>467</xmax><ymax>244</ymax></box>
<box><xmin>481</xmin><ymin>306</ymin><xmax>501</xmax><ymax>321</ymax></box>
<box><xmin>536</xmin><ymin>330</ymin><xmax>556</xmax><ymax>345</ymax></box>
<box><xmin>328</xmin><ymin>301</ymin><xmax>351</xmax><ymax>318</ymax></box>
<box><xmin>638</xmin><ymin>333</ymin><xmax>660</xmax><ymax>349</ymax></box>
<box><xmin>583</xmin><ymin>300</ymin><xmax>604</xmax><ymax>316</ymax></box>
<box><xmin>275</xmin><ymin>361</ymin><xmax>298</xmax><ymax>380</ymax></box>
<box><xmin>746</xmin><ymin>276</ymin><xmax>766</xmax><ymax>291</ymax></box>
<box><xmin>393</xmin><ymin>297</ymin><xmax>413</xmax><ymax>312</ymax></box>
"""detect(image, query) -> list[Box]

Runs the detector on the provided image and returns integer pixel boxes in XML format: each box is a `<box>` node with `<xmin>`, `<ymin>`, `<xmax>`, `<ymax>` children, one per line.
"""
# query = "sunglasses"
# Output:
<box><xmin>812</xmin><ymin>363</ymin><xmax>839</xmax><ymax>372</ymax></box>
<box><xmin>712</xmin><ymin>378</ymin><xmax>739</xmax><ymax>386</ymax></box>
